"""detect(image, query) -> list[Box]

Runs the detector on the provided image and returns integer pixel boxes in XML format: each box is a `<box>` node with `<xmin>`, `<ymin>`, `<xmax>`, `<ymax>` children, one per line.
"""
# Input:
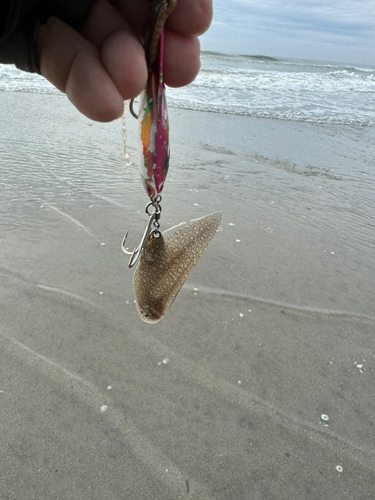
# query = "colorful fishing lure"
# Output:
<box><xmin>137</xmin><ymin>28</ymin><xmax>169</xmax><ymax>198</ymax></box>
<box><xmin>122</xmin><ymin>0</ymin><xmax>221</xmax><ymax>323</ymax></box>
<box><xmin>130</xmin><ymin>0</ymin><xmax>173</xmax><ymax>200</ymax></box>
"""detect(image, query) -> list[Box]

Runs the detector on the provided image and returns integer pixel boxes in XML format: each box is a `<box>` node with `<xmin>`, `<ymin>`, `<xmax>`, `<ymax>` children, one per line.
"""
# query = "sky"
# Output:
<box><xmin>200</xmin><ymin>0</ymin><xmax>375</xmax><ymax>64</ymax></box>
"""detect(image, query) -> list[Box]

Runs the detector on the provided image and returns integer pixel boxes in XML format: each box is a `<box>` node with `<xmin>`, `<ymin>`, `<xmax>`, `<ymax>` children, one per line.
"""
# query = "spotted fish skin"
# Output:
<box><xmin>133</xmin><ymin>212</ymin><xmax>222</xmax><ymax>323</ymax></box>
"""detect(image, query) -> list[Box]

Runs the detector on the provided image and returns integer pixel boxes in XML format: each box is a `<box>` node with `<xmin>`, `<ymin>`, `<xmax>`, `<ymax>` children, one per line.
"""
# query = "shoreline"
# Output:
<box><xmin>0</xmin><ymin>91</ymin><xmax>374</xmax><ymax>499</ymax></box>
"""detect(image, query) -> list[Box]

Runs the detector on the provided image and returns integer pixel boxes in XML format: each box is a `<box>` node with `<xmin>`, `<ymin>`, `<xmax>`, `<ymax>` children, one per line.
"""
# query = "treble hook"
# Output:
<box><xmin>122</xmin><ymin>214</ymin><xmax>158</xmax><ymax>268</ymax></box>
<box><xmin>122</xmin><ymin>198</ymin><xmax>162</xmax><ymax>268</ymax></box>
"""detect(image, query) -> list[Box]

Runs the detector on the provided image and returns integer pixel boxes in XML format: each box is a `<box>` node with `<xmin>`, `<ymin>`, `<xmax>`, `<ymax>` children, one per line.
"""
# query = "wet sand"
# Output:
<box><xmin>0</xmin><ymin>92</ymin><xmax>375</xmax><ymax>499</ymax></box>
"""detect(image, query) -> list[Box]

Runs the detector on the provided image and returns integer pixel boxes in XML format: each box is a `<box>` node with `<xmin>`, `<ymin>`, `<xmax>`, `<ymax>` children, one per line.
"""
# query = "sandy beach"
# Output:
<box><xmin>0</xmin><ymin>91</ymin><xmax>374</xmax><ymax>499</ymax></box>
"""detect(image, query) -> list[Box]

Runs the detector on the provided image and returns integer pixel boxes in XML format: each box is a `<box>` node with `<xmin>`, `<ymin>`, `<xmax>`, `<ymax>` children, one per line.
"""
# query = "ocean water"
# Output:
<box><xmin>170</xmin><ymin>52</ymin><xmax>375</xmax><ymax>126</ymax></box>
<box><xmin>1</xmin><ymin>51</ymin><xmax>374</xmax><ymax>126</ymax></box>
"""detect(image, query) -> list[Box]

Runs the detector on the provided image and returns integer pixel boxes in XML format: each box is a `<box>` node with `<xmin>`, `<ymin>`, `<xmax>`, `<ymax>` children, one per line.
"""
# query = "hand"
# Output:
<box><xmin>38</xmin><ymin>0</ymin><xmax>212</xmax><ymax>122</ymax></box>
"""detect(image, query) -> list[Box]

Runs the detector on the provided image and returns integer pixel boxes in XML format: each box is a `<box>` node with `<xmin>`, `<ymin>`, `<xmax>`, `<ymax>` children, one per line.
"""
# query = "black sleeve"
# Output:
<box><xmin>0</xmin><ymin>0</ymin><xmax>97</xmax><ymax>74</ymax></box>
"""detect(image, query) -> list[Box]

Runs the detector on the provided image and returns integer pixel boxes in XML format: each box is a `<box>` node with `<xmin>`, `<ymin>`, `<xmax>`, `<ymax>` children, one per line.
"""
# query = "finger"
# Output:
<box><xmin>113</xmin><ymin>0</ymin><xmax>212</xmax><ymax>38</ymax></box>
<box><xmin>101</xmin><ymin>30</ymin><xmax>147</xmax><ymax>99</ymax></box>
<box><xmin>109</xmin><ymin>0</ymin><xmax>150</xmax><ymax>36</ymax></box>
<box><xmin>163</xmin><ymin>30</ymin><xmax>200</xmax><ymax>87</ymax></box>
<box><xmin>109</xmin><ymin>0</ymin><xmax>203</xmax><ymax>87</ymax></box>
<box><xmin>38</xmin><ymin>17</ymin><xmax>123</xmax><ymax>122</ymax></box>
<box><xmin>167</xmin><ymin>0</ymin><xmax>213</xmax><ymax>36</ymax></box>
<box><xmin>80</xmin><ymin>0</ymin><xmax>130</xmax><ymax>48</ymax></box>
<box><xmin>80</xmin><ymin>0</ymin><xmax>147</xmax><ymax>99</ymax></box>
<box><xmin>66</xmin><ymin>49</ymin><xmax>124</xmax><ymax>121</ymax></box>
<box><xmin>82</xmin><ymin>0</ymin><xmax>200</xmax><ymax>93</ymax></box>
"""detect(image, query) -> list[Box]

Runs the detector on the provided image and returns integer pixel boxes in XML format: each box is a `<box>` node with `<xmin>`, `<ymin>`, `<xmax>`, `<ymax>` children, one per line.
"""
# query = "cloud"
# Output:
<box><xmin>200</xmin><ymin>0</ymin><xmax>375</xmax><ymax>62</ymax></box>
<box><xmin>214</xmin><ymin>0</ymin><xmax>375</xmax><ymax>34</ymax></box>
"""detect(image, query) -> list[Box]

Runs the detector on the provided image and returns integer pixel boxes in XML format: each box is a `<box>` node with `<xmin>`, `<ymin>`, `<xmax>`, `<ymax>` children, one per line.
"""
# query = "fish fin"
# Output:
<box><xmin>133</xmin><ymin>211</ymin><xmax>222</xmax><ymax>323</ymax></box>
<box><xmin>162</xmin><ymin>212</ymin><xmax>221</xmax><ymax>238</ymax></box>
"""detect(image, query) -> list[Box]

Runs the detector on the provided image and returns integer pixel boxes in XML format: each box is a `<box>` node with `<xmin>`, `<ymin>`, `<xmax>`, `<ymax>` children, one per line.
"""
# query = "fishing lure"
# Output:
<box><xmin>122</xmin><ymin>0</ymin><xmax>221</xmax><ymax>323</ymax></box>
<box><xmin>130</xmin><ymin>0</ymin><xmax>174</xmax><ymax>200</ymax></box>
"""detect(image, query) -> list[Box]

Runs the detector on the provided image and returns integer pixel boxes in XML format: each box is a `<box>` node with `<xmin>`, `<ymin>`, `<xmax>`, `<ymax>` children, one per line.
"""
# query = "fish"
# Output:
<box><xmin>133</xmin><ymin>211</ymin><xmax>222</xmax><ymax>323</ymax></box>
